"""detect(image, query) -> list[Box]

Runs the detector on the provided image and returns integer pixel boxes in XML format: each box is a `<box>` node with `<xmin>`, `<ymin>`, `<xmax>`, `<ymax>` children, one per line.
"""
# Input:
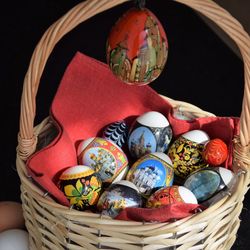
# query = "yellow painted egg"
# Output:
<box><xmin>58</xmin><ymin>165</ymin><xmax>102</xmax><ymax>211</ymax></box>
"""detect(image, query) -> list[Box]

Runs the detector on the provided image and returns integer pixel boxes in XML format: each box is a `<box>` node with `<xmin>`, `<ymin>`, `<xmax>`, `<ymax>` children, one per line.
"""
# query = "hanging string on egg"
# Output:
<box><xmin>134</xmin><ymin>0</ymin><xmax>146</xmax><ymax>9</ymax></box>
<box><xmin>106</xmin><ymin>0</ymin><xmax>168</xmax><ymax>86</ymax></box>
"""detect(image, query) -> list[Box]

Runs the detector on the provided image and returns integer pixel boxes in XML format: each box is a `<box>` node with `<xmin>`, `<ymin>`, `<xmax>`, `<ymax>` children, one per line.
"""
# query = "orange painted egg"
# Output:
<box><xmin>202</xmin><ymin>138</ymin><xmax>228</xmax><ymax>166</ymax></box>
<box><xmin>106</xmin><ymin>7</ymin><xmax>168</xmax><ymax>85</ymax></box>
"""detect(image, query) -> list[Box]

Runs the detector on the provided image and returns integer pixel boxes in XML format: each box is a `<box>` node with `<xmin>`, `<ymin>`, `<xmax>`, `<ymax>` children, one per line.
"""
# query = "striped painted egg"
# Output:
<box><xmin>103</xmin><ymin>120</ymin><xmax>129</xmax><ymax>148</ymax></box>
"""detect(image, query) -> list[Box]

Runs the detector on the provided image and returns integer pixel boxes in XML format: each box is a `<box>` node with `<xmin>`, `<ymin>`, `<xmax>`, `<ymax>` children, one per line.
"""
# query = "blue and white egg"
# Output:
<box><xmin>128</xmin><ymin>111</ymin><xmax>172</xmax><ymax>159</ymax></box>
<box><xmin>103</xmin><ymin>120</ymin><xmax>129</xmax><ymax>148</ymax></box>
<box><xmin>126</xmin><ymin>152</ymin><xmax>174</xmax><ymax>197</ymax></box>
<box><xmin>184</xmin><ymin>166</ymin><xmax>234</xmax><ymax>203</ymax></box>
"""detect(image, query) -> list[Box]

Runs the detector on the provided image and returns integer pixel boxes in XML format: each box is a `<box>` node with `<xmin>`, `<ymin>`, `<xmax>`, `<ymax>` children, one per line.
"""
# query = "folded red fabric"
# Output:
<box><xmin>26</xmin><ymin>52</ymin><xmax>239</xmax><ymax>208</ymax></box>
<box><xmin>115</xmin><ymin>203</ymin><xmax>204</xmax><ymax>222</ymax></box>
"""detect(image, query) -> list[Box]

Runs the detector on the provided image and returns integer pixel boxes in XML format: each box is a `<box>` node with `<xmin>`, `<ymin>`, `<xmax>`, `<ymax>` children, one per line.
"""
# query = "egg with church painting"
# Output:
<box><xmin>128</xmin><ymin>111</ymin><xmax>172</xmax><ymax>159</ymax></box>
<box><xmin>77</xmin><ymin>137</ymin><xmax>128</xmax><ymax>184</ymax></box>
<box><xmin>97</xmin><ymin>180</ymin><xmax>143</xmax><ymax>218</ymax></box>
<box><xmin>126</xmin><ymin>152</ymin><xmax>174</xmax><ymax>197</ymax></box>
<box><xmin>106</xmin><ymin>7</ymin><xmax>168</xmax><ymax>85</ymax></box>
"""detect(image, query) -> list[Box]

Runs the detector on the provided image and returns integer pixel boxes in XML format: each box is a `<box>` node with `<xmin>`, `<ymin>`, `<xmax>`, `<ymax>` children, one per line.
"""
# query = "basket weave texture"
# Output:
<box><xmin>16</xmin><ymin>0</ymin><xmax>250</xmax><ymax>249</ymax></box>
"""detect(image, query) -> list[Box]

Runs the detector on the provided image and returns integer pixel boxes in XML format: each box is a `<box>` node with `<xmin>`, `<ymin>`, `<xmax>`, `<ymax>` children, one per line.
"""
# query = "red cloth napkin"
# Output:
<box><xmin>115</xmin><ymin>203</ymin><xmax>204</xmax><ymax>222</ymax></box>
<box><xmin>26</xmin><ymin>52</ymin><xmax>239</xmax><ymax>208</ymax></box>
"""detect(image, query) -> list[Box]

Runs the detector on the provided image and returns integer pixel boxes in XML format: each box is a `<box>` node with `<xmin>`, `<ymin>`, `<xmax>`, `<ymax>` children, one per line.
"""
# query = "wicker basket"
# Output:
<box><xmin>16</xmin><ymin>0</ymin><xmax>250</xmax><ymax>249</ymax></box>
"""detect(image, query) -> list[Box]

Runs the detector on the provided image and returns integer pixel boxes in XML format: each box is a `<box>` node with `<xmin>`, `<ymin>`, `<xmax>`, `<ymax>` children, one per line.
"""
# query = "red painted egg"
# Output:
<box><xmin>106</xmin><ymin>7</ymin><xmax>168</xmax><ymax>85</ymax></box>
<box><xmin>202</xmin><ymin>139</ymin><xmax>228</xmax><ymax>166</ymax></box>
<box><xmin>146</xmin><ymin>185</ymin><xmax>197</xmax><ymax>208</ymax></box>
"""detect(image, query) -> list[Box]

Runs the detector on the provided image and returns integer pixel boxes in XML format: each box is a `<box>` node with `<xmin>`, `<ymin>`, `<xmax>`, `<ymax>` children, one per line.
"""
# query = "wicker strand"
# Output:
<box><xmin>233</xmin><ymin>136</ymin><xmax>250</xmax><ymax>169</ymax></box>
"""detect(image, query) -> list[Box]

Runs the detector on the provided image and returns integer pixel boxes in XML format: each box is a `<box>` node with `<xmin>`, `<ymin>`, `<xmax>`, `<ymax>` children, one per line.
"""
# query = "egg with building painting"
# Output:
<box><xmin>167</xmin><ymin>129</ymin><xmax>210</xmax><ymax>179</ymax></box>
<box><xmin>106</xmin><ymin>7</ymin><xmax>168</xmax><ymax>85</ymax></box>
<box><xmin>184</xmin><ymin>166</ymin><xmax>234</xmax><ymax>203</ymax></box>
<box><xmin>77</xmin><ymin>137</ymin><xmax>128</xmax><ymax>184</ymax></box>
<box><xmin>146</xmin><ymin>185</ymin><xmax>198</xmax><ymax>208</ymax></box>
<box><xmin>128</xmin><ymin>111</ymin><xmax>172</xmax><ymax>159</ymax></box>
<box><xmin>97</xmin><ymin>180</ymin><xmax>142</xmax><ymax>218</ymax></box>
<box><xmin>58</xmin><ymin>165</ymin><xmax>102</xmax><ymax>211</ymax></box>
<box><xmin>126</xmin><ymin>152</ymin><xmax>174</xmax><ymax>197</ymax></box>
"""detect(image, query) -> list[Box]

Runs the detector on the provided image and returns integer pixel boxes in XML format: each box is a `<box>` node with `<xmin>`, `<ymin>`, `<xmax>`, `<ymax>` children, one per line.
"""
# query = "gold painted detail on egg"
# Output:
<box><xmin>168</xmin><ymin>136</ymin><xmax>208</xmax><ymax>179</ymax></box>
<box><xmin>60</xmin><ymin>169</ymin><xmax>95</xmax><ymax>180</ymax></box>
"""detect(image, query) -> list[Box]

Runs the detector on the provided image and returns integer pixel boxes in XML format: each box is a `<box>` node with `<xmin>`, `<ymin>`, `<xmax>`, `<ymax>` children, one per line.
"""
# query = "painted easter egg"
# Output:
<box><xmin>146</xmin><ymin>185</ymin><xmax>197</xmax><ymax>208</ymax></box>
<box><xmin>97</xmin><ymin>180</ymin><xmax>142</xmax><ymax>218</ymax></box>
<box><xmin>103</xmin><ymin>120</ymin><xmax>129</xmax><ymax>148</ymax></box>
<box><xmin>126</xmin><ymin>152</ymin><xmax>174</xmax><ymax>197</ymax></box>
<box><xmin>58</xmin><ymin>165</ymin><xmax>102</xmax><ymax>211</ymax></box>
<box><xmin>202</xmin><ymin>138</ymin><xmax>228</xmax><ymax>166</ymax></box>
<box><xmin>184</xmin><ymin>166</ymin><xmax>234</xmax><ymax>203</ymax></box>
<box><xmin>128</xmin><ymin>111</ymin><xmax>172</xmax><ymax>159</ymax></box>
<box><xmin>167</xmin><ymin>129</ymin><xmax>210</xmax><ymax>179</ymax></box>
<box><xmin>77</xmin><ymin>137</ymin><xmax>128</xmax><ymax>183</ymax></box>
<box><xmin>106</xmin><ymin>7</ymin><xmax>168</xmax><ymax>85</ymax></box>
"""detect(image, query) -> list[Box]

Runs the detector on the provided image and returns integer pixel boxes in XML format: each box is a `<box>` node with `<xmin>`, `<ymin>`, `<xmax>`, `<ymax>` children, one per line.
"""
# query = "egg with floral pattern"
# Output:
<box><xmin>167</xmin><ymin>130</ymin><xmax>210</xmax><ymax>179</ymax></box>
<box><xmin>58</xmin><ymin>165</ymin><xmax>102</xmax><ymax>211</ymax></box>
<box><xmin>106</xmin><ymin>7</ymin><xmax>168</xmax><ymax>85</ymax></box>
<box><xmin>146</xmin><ymin>185</ymin><xmax>198</xmax><ymax>208</ymax></box>
<box><xmin>77</xmin><ymin>137</ymin><xmax>128</xmax><ymax>184</ymax></box>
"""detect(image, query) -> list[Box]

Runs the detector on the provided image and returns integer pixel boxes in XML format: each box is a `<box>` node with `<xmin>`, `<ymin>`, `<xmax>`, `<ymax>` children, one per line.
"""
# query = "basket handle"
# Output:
<box><xmin>17</xmin><ymin>0</ymin><xmax>250</xmax><ymax>160</ymax></box>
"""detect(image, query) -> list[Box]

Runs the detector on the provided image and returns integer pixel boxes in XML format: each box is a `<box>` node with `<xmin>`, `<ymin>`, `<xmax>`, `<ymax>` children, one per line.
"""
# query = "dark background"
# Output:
<box><xmin>1</xmin><ymin>0</ymin><xmax>249</xmax><ymax>249</ymax></box>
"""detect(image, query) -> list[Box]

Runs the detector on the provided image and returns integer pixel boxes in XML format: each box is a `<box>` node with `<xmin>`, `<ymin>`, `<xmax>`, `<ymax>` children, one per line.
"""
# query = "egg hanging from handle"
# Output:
<box><xmin>106</xmin><ymin>0</ymin><xmax>168</xmax><ymax>85</ymax></box>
